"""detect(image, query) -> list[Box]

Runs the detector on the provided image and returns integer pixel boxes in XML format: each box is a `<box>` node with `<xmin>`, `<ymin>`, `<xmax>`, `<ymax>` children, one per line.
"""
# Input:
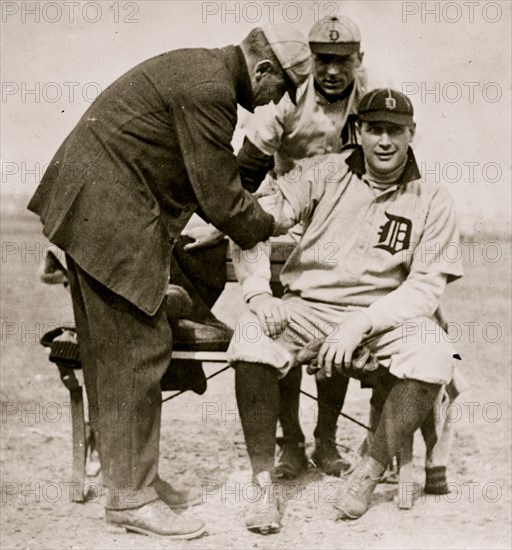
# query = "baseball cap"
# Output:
<box><xmin>262</xmin><ymin>23</ymin><xmax>311</xmax><ymax>104</ymax></box>
<box><xmin>358</xmin><ymin>88</ymin><xmax>415</xmax><ymax>126</ymax></box>
<box><xmin>308</xmin><ymin>16</ymin><xmax>361</xmax><ymax>55</ymax></box>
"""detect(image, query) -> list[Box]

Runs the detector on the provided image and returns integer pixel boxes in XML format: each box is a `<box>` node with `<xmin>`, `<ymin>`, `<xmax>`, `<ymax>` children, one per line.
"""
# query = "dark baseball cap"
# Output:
<box><xmin>358</xmin><ymin>89</ymin><xmax>414</xmax><ymax>126</ymax></box>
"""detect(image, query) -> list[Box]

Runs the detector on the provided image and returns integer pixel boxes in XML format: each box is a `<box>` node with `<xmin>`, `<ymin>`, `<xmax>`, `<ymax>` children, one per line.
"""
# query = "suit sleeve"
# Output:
<box><xmin>172</xmin><ymin>81</ymin><xmax>274</xmax><ymax>250</ymax></box>
<box><xmin>237</xmin><ymin>138</ymin><xmax>275</xmax><ymax>193</ymax></box>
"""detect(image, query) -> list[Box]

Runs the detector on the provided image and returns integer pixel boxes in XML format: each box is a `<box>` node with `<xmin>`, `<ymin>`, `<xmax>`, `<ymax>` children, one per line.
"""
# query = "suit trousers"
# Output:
<box><xmin>66</xmin><ymin>255</ymin><xmax>172</xmax><ymax>510</ymax></box>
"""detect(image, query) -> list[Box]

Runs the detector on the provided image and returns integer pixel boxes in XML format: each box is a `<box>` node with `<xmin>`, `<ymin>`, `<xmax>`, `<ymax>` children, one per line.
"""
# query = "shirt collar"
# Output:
<box><xmin>345</xmin><ymin>146</ymin><xmax>421</xmax><ymax>187</ymax></box>
<box><xmin>230</xmin><ymin>45</ymin><xmax>254</xmax><ymax>112</ymax></box>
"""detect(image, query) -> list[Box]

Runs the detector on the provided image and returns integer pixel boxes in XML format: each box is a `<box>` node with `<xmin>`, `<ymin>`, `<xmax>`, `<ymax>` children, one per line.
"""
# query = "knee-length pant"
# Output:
<box><xmin>228</xmin><ymin>295</ymin><xmax>457</xmax><ymax>385</ymax></box>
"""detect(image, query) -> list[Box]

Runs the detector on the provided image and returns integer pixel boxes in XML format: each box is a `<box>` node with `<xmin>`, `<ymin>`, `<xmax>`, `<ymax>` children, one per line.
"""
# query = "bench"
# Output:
<box><xmin>40</xmin><ymin>241</ymin><xmax>448</xmax><ymax>509</ymax></box>
<box><xmin>171</xmin><ymin>239</ymin><xmax>295</xmax><ymax>362</ymax></box>
<box><xmin>40</xmin><ymin>241</ymin><xmax>298</xmax><ymax>502</ymax></box>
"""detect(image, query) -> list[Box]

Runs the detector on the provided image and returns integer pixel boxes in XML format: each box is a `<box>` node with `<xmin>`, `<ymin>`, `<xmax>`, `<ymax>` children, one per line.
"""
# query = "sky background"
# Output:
<box><xmin>1</xmin><ymin>0</ymin><xmax>511</xmax><ymax>234</ymax></box>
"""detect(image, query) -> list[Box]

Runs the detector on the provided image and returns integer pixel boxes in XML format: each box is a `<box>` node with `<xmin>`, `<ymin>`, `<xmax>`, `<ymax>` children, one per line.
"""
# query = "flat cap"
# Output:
<box><xmin>262</xmin><ymin>23</ymin><xmax>311</xmax><ymax>102</ymax></box>
<box><xmin>358</xmin><ymin>88</ymin><xmax>415</xmax><ymax>126</ymax></box>
<box><xmin>308</xmin><ymin>15</ymin><xmax>361</xmax><ymax>55</ymax></box>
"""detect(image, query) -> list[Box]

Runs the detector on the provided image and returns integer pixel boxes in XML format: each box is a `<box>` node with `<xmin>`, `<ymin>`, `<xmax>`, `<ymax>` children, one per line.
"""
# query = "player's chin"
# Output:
<box><xmin>369</xmin><ymin>155</ymin><xmax>399</xmax><ymax>173</ymax></box>
<box><xmin>253</xmin><ymin>84</ymin><xmax>285</xmax><ymax>107</ymax></box>
<box><xmin>320</xmin><ymin>81</ymin><xmax>345</xmax><ymax>96</ymax></box>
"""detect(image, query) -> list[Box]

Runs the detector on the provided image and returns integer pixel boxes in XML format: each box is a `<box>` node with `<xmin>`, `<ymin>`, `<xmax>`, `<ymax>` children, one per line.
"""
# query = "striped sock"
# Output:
<box><xmin>424</xmin><ymin>466</ymin><xmax>449</xmax><ymax>494</ymax></box>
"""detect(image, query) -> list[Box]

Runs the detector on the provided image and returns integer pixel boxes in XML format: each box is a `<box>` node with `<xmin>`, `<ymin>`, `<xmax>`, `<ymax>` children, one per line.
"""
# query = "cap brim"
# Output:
<box><xmin>359</xmin><ymin>111</ymin><xmax>414</xmax><ymax>126</ymax></box>
<box><xmin>283</xmin><ymin>72</ymin><xmax>298</xmax><ymax>104</ymax></box>
<box><xmin>310</xmin><ymin>42</ymin><xmax>360</xmax><ymax>55</ymax></box>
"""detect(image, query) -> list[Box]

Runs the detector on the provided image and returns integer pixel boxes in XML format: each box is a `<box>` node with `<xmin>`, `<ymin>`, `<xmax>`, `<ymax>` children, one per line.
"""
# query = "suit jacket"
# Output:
<box><xmin>28</xmin><ymin>46</ymin><xmax>274</xmax><ymax>316</ymax></box>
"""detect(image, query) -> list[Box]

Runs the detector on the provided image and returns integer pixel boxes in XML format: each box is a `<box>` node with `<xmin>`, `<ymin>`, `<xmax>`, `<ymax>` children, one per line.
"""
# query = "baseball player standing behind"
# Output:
<box><xmin>237</xmin><ymin>15</ymin><xmax>369</xmax><ymax>480</ymax></box>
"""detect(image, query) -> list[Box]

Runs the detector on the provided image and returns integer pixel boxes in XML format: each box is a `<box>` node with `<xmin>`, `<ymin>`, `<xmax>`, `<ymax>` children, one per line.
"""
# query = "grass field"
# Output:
<box><xmin>1</xmin><ymin>205</ymin><xmax>511</xmax><ymax>549</ymax></box>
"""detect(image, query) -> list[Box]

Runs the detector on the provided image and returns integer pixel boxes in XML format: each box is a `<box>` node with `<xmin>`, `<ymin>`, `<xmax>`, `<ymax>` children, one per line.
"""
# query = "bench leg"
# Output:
<box><xmin>57</xmin><ymin>364</ymin><xmax>87</xmax><ymax>502</ymax></box>
<box><xmin>69</xmin><ymin>386</ymin><xmax>87</xmax><ymax>502</ymax></box>
<box><xmin>85</xmin><ymin>424</ymin><xmax>102</xmax><ymax>478</ymax></box>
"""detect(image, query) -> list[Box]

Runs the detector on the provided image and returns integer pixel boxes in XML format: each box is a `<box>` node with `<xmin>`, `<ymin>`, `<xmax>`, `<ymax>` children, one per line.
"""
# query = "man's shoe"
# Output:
<box><xmin>274</xmin><ymin>438</ymin><xmax>308</xmax><ymax>479</ymax></box>
<box><xmin>153</xmin><ymin>478</ymin><xmax>203</xmax><ymax>510</ymax></box>
<box><xmin>335</xmin><ymin>456</ymin><xmax>385</xmax><ymax>520</ymax></box>
<box><xmin>106</xmin><ymin>499</ymin><xmax>206</xmax><ymax>539</ymax></box>
<box><xmin>245</xmin><ymin>472</ymin><xmax>281</xmax><ymax>535</ymax></box>
<box><xmin>311</xmin><ymin>438</ymin><xmax>351</xmax><ymax>477</ymax></box>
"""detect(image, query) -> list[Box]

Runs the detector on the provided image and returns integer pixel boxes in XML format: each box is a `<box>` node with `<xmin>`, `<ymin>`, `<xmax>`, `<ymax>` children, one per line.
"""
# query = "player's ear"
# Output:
<box><xmin>254</xmin><ymin>59</ymin><xmax>273</xmax><ymax>82</ymax></box>
<box><xmin>408</xmin><ymin>123</ymin><xmax>416</xmax><ymax>143</ymax></box>
<box><xmin>356</xmin><ymin>121</ymin><xmax>362</xmax><ymax>140</ymax></box>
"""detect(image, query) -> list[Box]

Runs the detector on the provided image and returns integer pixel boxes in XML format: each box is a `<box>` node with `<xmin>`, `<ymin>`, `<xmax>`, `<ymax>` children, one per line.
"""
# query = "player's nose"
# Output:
<box><xmin>326</xmin><ymin>62</ymin><xmax>341</xmax><ymax>76</ymax></box>
<box><xmin>378</xmin><ymin>131</ymin><xmax>392</xmax><ymax>147</ymax></box>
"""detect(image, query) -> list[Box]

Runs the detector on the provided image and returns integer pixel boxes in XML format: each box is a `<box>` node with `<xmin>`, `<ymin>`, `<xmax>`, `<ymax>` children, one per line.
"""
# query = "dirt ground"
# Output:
<box><xmin>1</xmin><ymin>207</ymin><xmax>511</xmax><ymax>549</ymax></box>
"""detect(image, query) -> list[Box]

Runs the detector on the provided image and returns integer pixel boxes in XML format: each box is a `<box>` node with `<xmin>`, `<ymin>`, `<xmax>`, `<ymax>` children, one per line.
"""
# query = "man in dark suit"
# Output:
<box><xmin>28</xmin><ymin>25</ymin><xmax>310</xmax><ymax>539</ymax></box>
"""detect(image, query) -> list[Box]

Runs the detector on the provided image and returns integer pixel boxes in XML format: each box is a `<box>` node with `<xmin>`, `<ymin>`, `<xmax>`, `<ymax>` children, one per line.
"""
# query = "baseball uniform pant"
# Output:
<box><xmin>172</xmin><ymin>239</ymin><xmax>349</xmax><ymax>448</ymax></box>
<box><xmin>228</xmin><ymin>295</ymin><xmax>457</xmax><ymax>385</ymax></box>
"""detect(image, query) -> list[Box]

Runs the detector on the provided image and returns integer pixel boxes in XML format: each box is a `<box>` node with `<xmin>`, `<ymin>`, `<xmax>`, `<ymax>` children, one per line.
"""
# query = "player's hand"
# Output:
<box><xmin>249</xmin><ymin>293</ymin><xmax>290</xmax><ymax>339</ymax></box>
<box><xmin>182</xmin><ymin>225</ymin><xmax>225</xmax><ymax>250</ymax></box>
<box><xmin>317</xmin><ymin>312</ymin><xmax>373</xmax><ymax>378</ymax></box>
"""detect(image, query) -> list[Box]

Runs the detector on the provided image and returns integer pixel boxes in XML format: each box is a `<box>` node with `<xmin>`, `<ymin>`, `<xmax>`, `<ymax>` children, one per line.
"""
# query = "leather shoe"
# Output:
<box><xmin>106</xmin><ymin>499</ymin><xmax>205</xmax><ymax>539</ymax></box>
<box><xmin>274</xmin><ymin>438</ymin><xmax>308</xmax><ymax>479</ymax></box>
<box><xmin>153</xmin><ymin>477</ymin><xmax>203</xmax><ymax>510</ymax></box>
<box><xmin>245</xmin><ymin>472</ymin><xmax>281</xmax><ymax>535</ymax></box>
<box><xmin>335</xmin><ymin>456</ymin><xmax>385</xmax><ymax>520</ymax></box>
<box><xmin>311</xmin><ymin>438</ymin><xmax>351</xmax><ymax>477</ymax></box>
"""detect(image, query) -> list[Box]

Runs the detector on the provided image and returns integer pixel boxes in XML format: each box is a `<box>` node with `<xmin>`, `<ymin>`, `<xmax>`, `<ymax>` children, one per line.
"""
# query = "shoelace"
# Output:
<box><xmin>347</xmin><ymin>471</ymin><xmax>381</xmax><ymax>497</ymax></box>
<box><xmin>254</xmin><ymin>487</ymin><xmax>274</xmax><ymax>517</ymax></box>
<box><xmin>347</xmin><ymin>472</ymin><xmax>368</xmax><ymax>496</ymax></box>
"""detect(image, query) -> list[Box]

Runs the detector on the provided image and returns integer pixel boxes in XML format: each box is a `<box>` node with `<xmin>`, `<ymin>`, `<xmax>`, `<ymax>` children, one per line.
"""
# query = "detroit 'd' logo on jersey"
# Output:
<box><xmin>375</xmin><ymin>212</ymin><xmax>412</xmax><ymax>254</ymax></box>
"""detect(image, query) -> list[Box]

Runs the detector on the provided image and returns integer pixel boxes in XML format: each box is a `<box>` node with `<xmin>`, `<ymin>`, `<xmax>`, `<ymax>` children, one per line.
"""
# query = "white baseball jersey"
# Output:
<box><xmin>233</xmin><ymin>147</ymin><xmax>464</xmax><ymax>336</ymax></box>
<box><xmin>244</xmin><ymin>70</ymin><xmax>368</xmax><ymax>176</ymax></box>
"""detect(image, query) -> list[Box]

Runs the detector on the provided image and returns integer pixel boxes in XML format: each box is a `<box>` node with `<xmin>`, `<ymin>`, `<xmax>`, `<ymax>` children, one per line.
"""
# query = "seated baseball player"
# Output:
<box><xmin>227</xmin><ymin>88</ymin><xmax>463</xmax><ymax>533</ymax></box>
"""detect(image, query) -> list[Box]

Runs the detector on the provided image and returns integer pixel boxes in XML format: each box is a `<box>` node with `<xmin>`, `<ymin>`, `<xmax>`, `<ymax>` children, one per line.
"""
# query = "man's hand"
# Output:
<box><xmin>317</xmin><ymin>312</ymin><xmax>373</xmax><ymax>378</ymax></box>
<box><xmin>257</xmin><ymin>193</ymin><xmax>296</xmax><ymax>236</ymax></box>
<box><xmin>249</xmin><ymin>293</ymin><xmax>290</xmax><ymax>339</ymax></box>
<box><xmin>182</xmin><ymin>224</ymin><xmax>225</xmax><ymax>250</ymax></box>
